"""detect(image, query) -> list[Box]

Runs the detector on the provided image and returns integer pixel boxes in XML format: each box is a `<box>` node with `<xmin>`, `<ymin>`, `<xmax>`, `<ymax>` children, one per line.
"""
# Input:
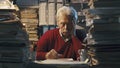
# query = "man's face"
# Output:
<box><xmin>57</xmin><ymin>15</ymin><xmax>75</xmax><ymax>37</ymax></box>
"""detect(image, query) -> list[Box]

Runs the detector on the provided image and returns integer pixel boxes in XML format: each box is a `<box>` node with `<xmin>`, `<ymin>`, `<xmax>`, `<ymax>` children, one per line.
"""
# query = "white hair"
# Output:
<box><xmin>56</xmin><ymin>6</ymin><xmax>78</xmax><ymax>23</ymax></box>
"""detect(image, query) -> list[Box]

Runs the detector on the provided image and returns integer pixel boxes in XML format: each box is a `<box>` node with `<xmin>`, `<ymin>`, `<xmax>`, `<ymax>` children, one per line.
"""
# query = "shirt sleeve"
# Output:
<box><xmin>36</xmin><ymin>31</ymin><xmax>50</xmax><ymax>60</ymax></box>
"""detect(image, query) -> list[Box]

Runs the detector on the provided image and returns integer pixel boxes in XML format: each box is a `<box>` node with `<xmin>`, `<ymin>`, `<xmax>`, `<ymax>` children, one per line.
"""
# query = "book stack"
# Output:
<box><xmin>85</xmin><ymin>0</ymin><xmax>120</xmax><ymax>67</ymax></box>
<box><xmin>20</xmin><ymin>8</ymin><xmax>39</xmax><ymax>42</ymax></box>
<box><xmin>0</xmin><ymin>0</ymin><xmax>30</xmax><ymax>63</ymax></box>
<box><xmin>20</xmin><ymin>8</ymin><xmax>39</xmax><ymax>61</ymax></box>
<box><xmin>0</xmin><ymin>21</ymin><xmax>30</xmax><ymax>63</ymax></box>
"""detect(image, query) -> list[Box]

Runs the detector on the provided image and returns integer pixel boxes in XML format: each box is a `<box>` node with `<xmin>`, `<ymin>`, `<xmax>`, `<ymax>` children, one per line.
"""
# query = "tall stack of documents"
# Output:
<box><xmin>20</xmin><ymin>8</ymin><xmax>39</xmax><ymax>42</ymax></box>
<box><xmin>0</xmin><ymin>0</ymin><xmax>30</xmax><ymax>64</ymax></box>
<box><xmin>0</xmin><ymin>20</ymin><xmax>29</xmax><ymax>63</ymax></box>
<box><xmin>85</xmin><ymin>0</ymin><xmax>120</xmax><ymax>68</ymax></box>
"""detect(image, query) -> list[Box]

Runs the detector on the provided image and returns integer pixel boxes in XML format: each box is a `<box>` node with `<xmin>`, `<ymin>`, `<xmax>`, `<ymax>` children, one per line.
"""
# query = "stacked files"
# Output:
<box><xmin>20</xmin><ymin>8</ymin><xmax>39</xmax><ymax>41</ymax></box>
<box><xmin>0</xmin><ymin>21</ymin><xmax>29</xmax><ymax>63</ymax></box>
<box><xmin>85</xmin><ymin>0</ymin><xmax>120</xmax><ymax>68</ymax></box>
<box><xmin>0</xmin><ymin>0</ymin><xmax>30</xmax><ymax>63</ymax></box>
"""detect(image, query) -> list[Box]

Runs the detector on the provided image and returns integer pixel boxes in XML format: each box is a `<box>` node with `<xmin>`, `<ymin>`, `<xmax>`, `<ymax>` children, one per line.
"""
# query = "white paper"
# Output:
<box><xmin>34</xmin><ymin>58</ymin><xmax>87</xmax><ymax>64</ymax></box>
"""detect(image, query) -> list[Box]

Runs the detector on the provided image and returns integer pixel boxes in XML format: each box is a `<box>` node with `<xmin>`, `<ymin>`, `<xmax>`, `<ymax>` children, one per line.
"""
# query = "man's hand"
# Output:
<box><xmin>45</xmin><ymin>49</ymin><xmax>62</xmax><ymax>59</ymax></box>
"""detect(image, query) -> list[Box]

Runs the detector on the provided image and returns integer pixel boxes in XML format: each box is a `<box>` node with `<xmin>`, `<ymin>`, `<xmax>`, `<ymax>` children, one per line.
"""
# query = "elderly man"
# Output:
<box><xmin>36</xmin><ymin>6</ymin><xmax>84</xmax><ymax>60</ymax></box>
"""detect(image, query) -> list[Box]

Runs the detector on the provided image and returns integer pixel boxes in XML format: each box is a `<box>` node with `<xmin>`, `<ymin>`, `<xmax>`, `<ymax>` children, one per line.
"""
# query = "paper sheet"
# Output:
<box><xmin>34</xmin><ymin>58</ymin><xmax>87</xmax><ymax>64</ymax></box>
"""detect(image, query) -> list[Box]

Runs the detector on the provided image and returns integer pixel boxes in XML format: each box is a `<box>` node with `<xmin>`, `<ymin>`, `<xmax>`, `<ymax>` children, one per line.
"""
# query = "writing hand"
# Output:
<box><xmin>45</xmin><ymin>49</ymin><xmax>63</xmax><ymax>59</ymax></box>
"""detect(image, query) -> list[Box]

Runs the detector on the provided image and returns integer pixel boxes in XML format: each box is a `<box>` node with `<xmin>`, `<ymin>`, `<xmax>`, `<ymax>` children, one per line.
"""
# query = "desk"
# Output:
<box><xmin>27</xmin><ymin>60</ymin><xmax>89</xmax><ymax>68</ymax></box>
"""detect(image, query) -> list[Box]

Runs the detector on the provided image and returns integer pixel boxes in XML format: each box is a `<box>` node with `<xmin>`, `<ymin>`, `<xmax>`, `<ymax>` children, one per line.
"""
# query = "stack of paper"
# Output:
<box><xmin>34</xmin><ymin>58</ymin><xmax>88</xmax><ymax>64</ymax></box>
<box><xmin>85</xmin><ymin>0</ymin><xmax>120</xmax><ymax>68</ymax></box>
<box><xmin>0</xmin><ymin>4</ymin><xmax>30</xmax><ymax>63</ymax></box>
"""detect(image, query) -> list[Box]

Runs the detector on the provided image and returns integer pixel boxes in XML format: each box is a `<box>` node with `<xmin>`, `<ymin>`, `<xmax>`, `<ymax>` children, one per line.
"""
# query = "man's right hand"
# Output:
<box><xmin>45</xmin><ymin>49</ymin><xmax>62</xmax><ymax>59</ymax></box>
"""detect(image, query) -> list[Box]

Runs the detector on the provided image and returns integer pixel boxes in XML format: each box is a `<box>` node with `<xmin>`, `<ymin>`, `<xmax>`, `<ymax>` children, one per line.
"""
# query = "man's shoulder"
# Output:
<box><xmin>44</xmin><ymin>28</ymin><xmax>59</xmax><ymax>37</ymax></box>
<box><xmin>43</xmin><ymin>28</ymin><xmax>59</xmax><ymax>40</ymax></box>
<box><xmin>47</xmin><ymin>28</ymin><xmax>59</xmax><ymax>33</ymax></box>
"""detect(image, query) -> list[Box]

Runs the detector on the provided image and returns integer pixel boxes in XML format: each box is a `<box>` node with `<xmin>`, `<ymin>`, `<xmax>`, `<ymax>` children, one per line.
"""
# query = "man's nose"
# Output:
<box><xmin>64</xmin><ymin>24</ymin><xmax>68</xmax><ymax>30</ymax></box>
